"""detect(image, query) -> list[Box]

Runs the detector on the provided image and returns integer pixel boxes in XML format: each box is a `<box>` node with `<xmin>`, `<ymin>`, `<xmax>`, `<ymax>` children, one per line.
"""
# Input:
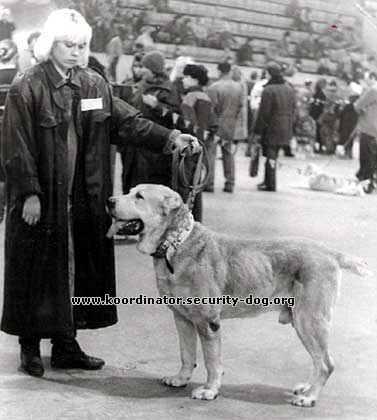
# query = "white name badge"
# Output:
<box><xmin>81</xmin><ymin>98</ymin><xmax>103</xmax><ymax>111</ymax></box>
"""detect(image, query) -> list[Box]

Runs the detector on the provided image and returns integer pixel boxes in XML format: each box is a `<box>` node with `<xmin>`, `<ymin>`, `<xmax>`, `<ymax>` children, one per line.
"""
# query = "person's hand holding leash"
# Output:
<box><xmin>22</xmin><ymin>195</ymin><xmax>41</xmax><ymax>226</ymax></box>
<box><xmin>174</xmin><ymin>134</ymin><xmax>202</xmax><ymax>154</ymax></box>
<box><xmin>142</xmin><ymin>94</ymin><xmax>159</xmax><ymax>108</ymax></box>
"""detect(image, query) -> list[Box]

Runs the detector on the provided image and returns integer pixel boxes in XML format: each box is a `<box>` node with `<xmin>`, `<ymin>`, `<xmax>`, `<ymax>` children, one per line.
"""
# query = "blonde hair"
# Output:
<box><xmin>33</xmin><ymin>9</ymin><xmax>92</xmax><ymax>67</ymax></box>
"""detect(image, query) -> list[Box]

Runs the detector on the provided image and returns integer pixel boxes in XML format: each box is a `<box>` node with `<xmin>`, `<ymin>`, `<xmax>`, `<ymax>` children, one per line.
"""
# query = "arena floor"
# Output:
<box><xmin>1</xmin><ymin>144</ymin><xmax>376</xmax><ymax>420</ymax></box>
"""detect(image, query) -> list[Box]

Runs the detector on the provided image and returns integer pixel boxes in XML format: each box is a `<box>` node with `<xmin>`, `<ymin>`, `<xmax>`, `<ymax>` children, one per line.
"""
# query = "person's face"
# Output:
<box><xmin>132</xmin><ymin>62</ymin><xmax>143</xmax><ymax>78</ymax></box>
<box><xmin>51</xmin><ymin>39</ymin><xmax>87</xmax><ymax>73</ymax></box>
<box><xmin>140</xmin><ymin>65</ymin><xmax>153</xmax><ymax>79</ymax></box>
<box><xmin>182</xmin><ymin>74</ymin><xmax>197</xmax><ymax>89</ymax></box>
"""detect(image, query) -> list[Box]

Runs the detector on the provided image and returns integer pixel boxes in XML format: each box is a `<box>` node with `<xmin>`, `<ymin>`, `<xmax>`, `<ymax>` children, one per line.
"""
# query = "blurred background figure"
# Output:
<box><xmin>318</xmin><ymin>80</ymin><xmax>342</xmax><ymax>155</ymax></box>
<box><xmin>181</xmin><ymin>63</ymin><xmax>218</xmax><ymax>218</ymax></box>
<box><xmin>309</xmin><ymin>78</ymin><xmax>327</xmax><ymax>153</ymax></box>
<box><xmin>355</xmin><ymin>72</ymin><xmax>377</xmax><ymax>193</ymax></box>
<box><xmin>236</xmin><ymin>37</ymin><xmax>254</xmax><ymax>66</ymax></box>
<box><xmin>17</xmin><ymin>31</ymin><xmax>40</xmax><ymax>72</ymax></box>
<box><xmin>169</xmin><ymin>55</ymin><xmax>195</xmax><ymax>101</ymax></box>
<box><xmin>232</xmin><ymin>66</ymin><xmax>249</xmax><ymax>145</ymax></box>
<box><xmin>207</xmin><ymin>62</ymin><xmax>243</xmax><ymax>193</ymax></box>
<box><xmin>338</xmin><ymin>83</ymin><xmax>362</xmax><ymax>159</ymax></box>
<box><xmin>254</xmin><ymin>62</ymin><xmax>296</xmax><ymax>192</ymax></box>
<box><xmin>106</xmin><ymin>25</ymin><xmax>127</xmax><ymax>83</ymax></box>
<box><xmin>0</xmin><ymin>7</ymin><xmax>15</xmax><ymax>42</ymax></box>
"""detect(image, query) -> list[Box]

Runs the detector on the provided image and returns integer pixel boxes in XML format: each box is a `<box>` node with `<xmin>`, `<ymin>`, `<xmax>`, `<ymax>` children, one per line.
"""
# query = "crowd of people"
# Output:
<box><xmin>0</xmin><ymin>0</ymin><xmax>373</xmax><ymax>81</ymax></box>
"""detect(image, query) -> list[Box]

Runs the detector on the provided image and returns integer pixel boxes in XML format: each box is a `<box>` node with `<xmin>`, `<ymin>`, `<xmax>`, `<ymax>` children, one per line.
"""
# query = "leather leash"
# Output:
<box><xmin>171</xmin><ymin>141</ymin><xmax>210</xmax><ymax>211</ymax></box>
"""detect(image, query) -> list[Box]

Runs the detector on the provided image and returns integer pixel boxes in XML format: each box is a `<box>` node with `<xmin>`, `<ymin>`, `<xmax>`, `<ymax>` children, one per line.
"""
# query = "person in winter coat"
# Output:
<box><xmin>354</xmin><ymin>72</ymin><xmax>377</xmax><ymax>193</ymax></box>
<box><xmin>338</xmin><ymin>92</ymin><xmax>360</xmax><ymax>159</ymax></box>
<box><xmin>129</xmin><ymin>50</ymin><xmax>181</xmax><ymax>187</ymax></box>
<box><xmin>318</xmin><ymin>80</ymin><xmax>342</xmax><ymax>155</ymax></box>
<box><xmin>181</xmin><ymin>63</ymin><xmax>218</xmax><ymax>220</ymax></box>
<box><xmin>254</xmin><ymin>62</ymin><xmax>296</xmax><ymax>191</ymax></box>
<box><xmin>0</xmin><ymin>9</ymin><xmax>199</xmax><ymax>378</ymax></box>
<box><xmin>207</xmin><ymin>62</ymin><xmax>243</xmax><ymax>193</ymax></box>
<box><xmin>309</xmin><ymin>78</ymin><xmax>327</xmax><ymax>152</ymax></box>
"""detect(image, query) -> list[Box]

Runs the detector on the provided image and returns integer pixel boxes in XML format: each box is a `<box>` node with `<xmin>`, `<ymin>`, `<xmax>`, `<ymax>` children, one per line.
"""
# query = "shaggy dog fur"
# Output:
<box><xmin>108</xmin><ymin>184</ymin><xmax>371</xmax><ymax>407</ymax></box>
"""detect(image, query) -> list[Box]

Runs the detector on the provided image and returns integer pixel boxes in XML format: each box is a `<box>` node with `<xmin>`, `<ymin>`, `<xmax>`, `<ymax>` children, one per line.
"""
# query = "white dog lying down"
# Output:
<box><xmin>304</xmin><ymin>163</ymin><xmax>368</xmax><ymax>196</ymax></box>
<box><xmin>107</xmin><ymin>184</ymin><xmax>371</xmax><ymax>407</ymax></box>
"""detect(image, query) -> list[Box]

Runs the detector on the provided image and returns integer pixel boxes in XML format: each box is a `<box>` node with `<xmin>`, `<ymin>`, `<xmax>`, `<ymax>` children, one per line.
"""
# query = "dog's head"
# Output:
<box><xmin>107</xmin><ymin>184</ymin><xmax>186</xmax><ymax>254</ymax></box>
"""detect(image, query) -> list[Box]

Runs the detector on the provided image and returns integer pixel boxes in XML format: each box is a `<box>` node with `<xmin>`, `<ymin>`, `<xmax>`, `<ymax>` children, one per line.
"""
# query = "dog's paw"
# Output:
<box><xmin>191</xmin><ymin>386</ymin><xmax>218</xmax><ymax>400</ymax></box>
<box><xmin>290</xmin><ymin>393</ymin><xmax>316</xmax><ymax>408</ymax></box>
<box><xmin>160</xmin><ymin>375</ymin><xmax>189</xmax><ymax>388</ymax></box>
<box><xmin>293</xmin><ymin>382</ymin><xmax>311</xmax><ymax>395</ymax></box>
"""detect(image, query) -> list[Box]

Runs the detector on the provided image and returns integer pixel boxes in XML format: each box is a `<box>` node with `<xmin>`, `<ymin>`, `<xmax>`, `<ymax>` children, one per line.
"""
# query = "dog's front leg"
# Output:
<box><xmin>161</xmin><ymin>311</ymin><xmax>197</xmax><ymax>387</ymax></box>
<box><xmin>191</xmin><ymin>320</ymin><xmax>222</xmax><ymax>401</ymax></box>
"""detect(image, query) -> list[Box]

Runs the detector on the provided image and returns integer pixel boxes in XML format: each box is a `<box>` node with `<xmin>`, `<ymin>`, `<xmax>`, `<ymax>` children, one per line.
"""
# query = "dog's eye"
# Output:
<box><xmin>136</xmin><ymin>192</ymin><xmax>144</xmax><ymax>200</ymax></box>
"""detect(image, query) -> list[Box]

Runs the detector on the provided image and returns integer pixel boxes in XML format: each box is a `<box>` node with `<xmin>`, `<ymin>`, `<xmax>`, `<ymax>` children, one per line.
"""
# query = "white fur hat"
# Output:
<box><xmin>33</xmin><ymin>8</ymin><xmax>92</xmax><ymax>67</ymax></box>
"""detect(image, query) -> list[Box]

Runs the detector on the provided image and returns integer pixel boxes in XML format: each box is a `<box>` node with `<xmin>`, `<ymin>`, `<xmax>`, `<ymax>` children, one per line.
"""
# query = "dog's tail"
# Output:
<box><xmin>335</xmin><ymin>253</ymin><xmax>373</xmax><ymax>277</ymax></box>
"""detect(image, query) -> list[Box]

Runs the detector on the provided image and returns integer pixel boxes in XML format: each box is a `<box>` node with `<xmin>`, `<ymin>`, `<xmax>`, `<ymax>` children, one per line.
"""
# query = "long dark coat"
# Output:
<box><xmin>254</xmin><ymin>80</ymin><xmax>296</xmax><ymax>150</ymax></box>
<box><xmin>0</xmin><ymin>61</ymin><xmax>171</xmax><ymax>337</ymax></box>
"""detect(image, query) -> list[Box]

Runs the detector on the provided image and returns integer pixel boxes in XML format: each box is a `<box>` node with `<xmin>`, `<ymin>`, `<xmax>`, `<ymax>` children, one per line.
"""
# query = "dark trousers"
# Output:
<box><xmin>206</xmin><ymin>140</ymin><xmax>235</xmax><ymax>190</ymax></box>
<box><xmin>19</xmin><ymin>330</ymin><xmax>76</xmax><ymax>347</ymax></box>
<box><xmin>109</xmin><ymin>56</ymin><xmax>120</xmax><ymax>82</ymax></box>
<box><xmin>357</xmin><ymin>132</ymin><xmax>377</xmax><ymax>182</ymax></box>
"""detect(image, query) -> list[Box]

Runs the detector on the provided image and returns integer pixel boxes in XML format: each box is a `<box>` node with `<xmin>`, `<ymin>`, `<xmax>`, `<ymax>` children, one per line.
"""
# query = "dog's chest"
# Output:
<box><xmin>154</xmin><ymin>260</ymin><xmax>177</xmax><ymax>297</ymax></box>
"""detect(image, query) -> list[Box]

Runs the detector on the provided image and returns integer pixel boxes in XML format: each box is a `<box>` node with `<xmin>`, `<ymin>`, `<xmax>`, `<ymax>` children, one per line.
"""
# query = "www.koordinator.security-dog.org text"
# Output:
<box><xmin>71</xmin><ymin>294</ymin><xmax>295</xmax><ymax>307</ymax></box>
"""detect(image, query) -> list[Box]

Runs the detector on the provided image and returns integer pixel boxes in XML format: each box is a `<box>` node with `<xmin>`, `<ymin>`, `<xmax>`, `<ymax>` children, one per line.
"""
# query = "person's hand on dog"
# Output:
<box><xmin>174</xmin><ymin>134</ymin><xmax>202</xmax><ymax>154</ymax></box>
<box><xmin>22</xmin><ymin>195</ymin><xmax>41</xmax><ymax>226</ymax></box>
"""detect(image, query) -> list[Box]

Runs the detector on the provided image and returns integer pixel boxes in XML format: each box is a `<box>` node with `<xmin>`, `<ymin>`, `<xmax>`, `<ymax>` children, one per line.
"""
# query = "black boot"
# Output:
<box><xmin>257</xmin><ymin>160</ymin><xmax>276</xmax><ymax>191</ymax></box>
<box><xmin>51</xmin><ymin>335</ymin><xmax>105</xmax><ymax>370</ymax></box>
<box><xmin>19</xmin><ymin>337</ymin><xmax>44</xmax><ymax>377</ymax></box>
<box><xmin>364</xmin><ymin>179</ymin><xmax>375</xmax><ymax>194</ymax></box>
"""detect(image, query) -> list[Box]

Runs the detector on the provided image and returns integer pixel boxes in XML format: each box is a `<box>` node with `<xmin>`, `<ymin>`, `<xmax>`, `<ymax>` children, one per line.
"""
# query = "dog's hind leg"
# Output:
<box><xmin>191</xmin><ymin>319</ymin><xmax>223</xmax><ymax>400</ymax></box>
<box><xmin>290</xmin><ymin>270</ymin><xmax>338</xmax><ymax>407</ymax></box>
<box><xmin>161</xmin><ymin>311</ymin><xmax>198</xmax><ymax>388</ymax></box>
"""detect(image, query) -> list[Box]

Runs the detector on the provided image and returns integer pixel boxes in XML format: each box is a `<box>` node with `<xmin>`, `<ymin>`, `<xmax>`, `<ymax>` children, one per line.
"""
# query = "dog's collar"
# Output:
<box><xmin>151</xmin><ymin>212</ymin><xmax>194</xmax><ymax>274</ymax></box>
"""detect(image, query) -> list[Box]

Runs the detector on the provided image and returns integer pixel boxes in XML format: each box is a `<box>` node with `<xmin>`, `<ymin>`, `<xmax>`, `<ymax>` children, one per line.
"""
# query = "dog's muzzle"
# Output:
<box><xmin>106</xmin><ymin>218</ymin><xmax>144</xmax><ymax>238</ymax></box>
<box><xmin>119</xmin><ymin>219</ymin><xmax>144</xmax><ymax>235</ymax></box>
<box><xmin>106</xmin><ymin>198</ymin><xmax>144</xmax><ymax>238</ymax></box>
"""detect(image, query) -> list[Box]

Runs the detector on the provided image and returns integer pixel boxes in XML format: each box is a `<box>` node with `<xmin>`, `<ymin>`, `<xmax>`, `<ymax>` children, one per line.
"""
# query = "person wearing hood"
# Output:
<box><xmin>253</xmin><ymin>62</ymin><xmax>296</xmax><ymax>191</ymax></box>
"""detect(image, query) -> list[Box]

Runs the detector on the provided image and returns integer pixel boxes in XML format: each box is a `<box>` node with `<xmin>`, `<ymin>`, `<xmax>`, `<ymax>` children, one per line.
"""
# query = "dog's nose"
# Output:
<box><xmin>107</xmin><ymin>197</ymin><xmax>116</xmax><ymax>209</ymax></box>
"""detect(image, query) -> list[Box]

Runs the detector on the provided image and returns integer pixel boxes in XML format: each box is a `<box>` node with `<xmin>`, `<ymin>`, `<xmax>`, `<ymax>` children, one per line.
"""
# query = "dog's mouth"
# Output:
<box><xmin>106</xmin><ymin>218</ymin><xmax>144</xmax><ymax>238</ymax></box>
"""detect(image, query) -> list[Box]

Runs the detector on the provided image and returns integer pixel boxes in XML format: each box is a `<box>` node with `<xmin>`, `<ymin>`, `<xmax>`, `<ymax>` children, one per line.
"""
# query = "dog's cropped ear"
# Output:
<box><xmin>161</xmin><ymin>193</ymin><xmax>182</xmax><ymax>215</ymax></box>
